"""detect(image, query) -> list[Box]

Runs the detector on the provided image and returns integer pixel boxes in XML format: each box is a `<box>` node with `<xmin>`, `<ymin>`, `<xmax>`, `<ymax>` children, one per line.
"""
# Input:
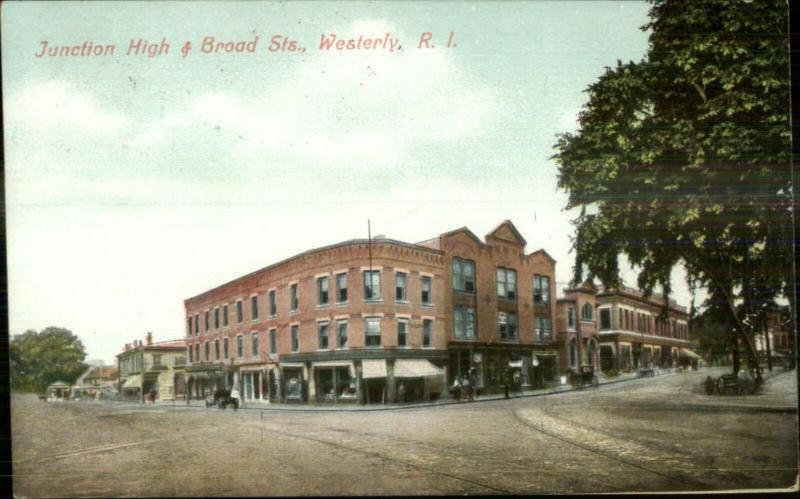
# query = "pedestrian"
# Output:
<box><xmin>461</xmin><ymin>375</ymin><xmax>471</xmax><ymax>401</ymax></box>
<box><xmin>450</xmin><ymin>378</ymin><xmax>462</xmax><ymax>401</ymax></box>
<box><xmin>230</xmin><ymin>385</ymin><xmax>241</xmax><ymax>410</ymax></box>
<box><xmin>467</xmin><ymin>368</ymin><xmax>476</xmax><ymax>401</ymax></box>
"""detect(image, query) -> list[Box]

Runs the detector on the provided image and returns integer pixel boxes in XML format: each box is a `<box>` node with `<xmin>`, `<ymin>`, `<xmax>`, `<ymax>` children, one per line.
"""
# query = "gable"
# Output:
<box><xmin>486</xmin><ymin>220</ymin><xmax>527</xmax><ymax>247</ymax></box>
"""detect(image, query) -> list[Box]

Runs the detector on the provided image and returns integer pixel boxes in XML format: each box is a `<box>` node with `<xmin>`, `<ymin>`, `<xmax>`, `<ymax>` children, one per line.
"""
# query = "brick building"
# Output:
<box><xmin>556</xmin><ymin>281</ymin><xmax>695</xmax><ymax>375</ymax></box>
<box><xmin>755</xmin><ymin>305</ymin><xmax>795</xmax><ymax>368</ymax></box>
<box><xmin>183</xmin><ymin>220</ymin><xmax>559</xmax><ymax>404</ymax></box>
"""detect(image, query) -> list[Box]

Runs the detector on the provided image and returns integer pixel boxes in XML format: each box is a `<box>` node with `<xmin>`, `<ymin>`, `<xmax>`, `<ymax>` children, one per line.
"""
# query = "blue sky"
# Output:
<box><xmin>3</xmin><ymin>1</ymin><xmax>686</xmax><ymax>364</ymax></box>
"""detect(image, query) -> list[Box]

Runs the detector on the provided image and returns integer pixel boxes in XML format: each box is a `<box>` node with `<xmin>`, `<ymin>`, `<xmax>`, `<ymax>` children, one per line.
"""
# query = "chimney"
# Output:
<box><xmin>146</xmin><ymin>332</ymin><xmax>153</xmax><ymax>346</ymax></box>
<box><xmin>124</xmin><ymin>343</ymin><xmax>130</xmax><ymax>351</ymax></box>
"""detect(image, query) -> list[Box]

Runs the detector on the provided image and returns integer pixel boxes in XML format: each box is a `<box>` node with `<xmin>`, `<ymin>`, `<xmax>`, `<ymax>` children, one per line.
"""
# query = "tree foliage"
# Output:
<box><xmin>554</xmin><ymin>0</ymin><xmax>791</xmax><ymax>372</ymax></box>
<box><xmin>10</xmin><ymin>327</ymin><xmax>87</xmax><ymax>393</ymax></box>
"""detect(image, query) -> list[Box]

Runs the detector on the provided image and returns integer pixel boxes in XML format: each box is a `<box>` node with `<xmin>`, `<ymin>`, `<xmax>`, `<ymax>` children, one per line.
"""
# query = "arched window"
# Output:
<box><xmin>452</xmin><ymin>258</ymin><xmax>476</xmax><ymax>293</ymax></box>
<box><xmin>581</xmin><ymin>303</ymin><xmax>593</xmax><ymax>321</ymax></box>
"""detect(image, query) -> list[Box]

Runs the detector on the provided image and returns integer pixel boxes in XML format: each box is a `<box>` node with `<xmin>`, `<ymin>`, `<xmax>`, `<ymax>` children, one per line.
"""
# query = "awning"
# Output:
<box><xmin>361</xmin><ymin>359</ymin><xmax>387</xmax><ymax>379</ymax></box>
<box><xmin>280</xmin><ymin>362</ymin><xmax>305</xmax><ymax>369</ymax></box>
<box><xmin>393</xmin><ymin>359</ymin><xmax>444</xmax><ymax>378</ymax></box>
<box><xmin>678</xmin><ymin>348</ymin><xmax>702</xmax><ymax>360</ymax></box>
<box><xmin>313</xmin><ymin>360</ymin><xmax>356</xmax><ymax>378</ymax></box>
<box><xmin>121</xmin><ymin>374</ymin><xmax>142</xmax><ymax>390</ymax></box>
<box><xmin>508</xmin><ymin>360</ymin><xmax>523</xmax><ymax>368</ymax></box>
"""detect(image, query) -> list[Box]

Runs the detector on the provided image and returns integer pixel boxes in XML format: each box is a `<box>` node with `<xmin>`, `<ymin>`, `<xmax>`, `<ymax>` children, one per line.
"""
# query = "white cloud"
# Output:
<box><xmin>8</xmin><ymin>81</ymin><xmax>126</xmax><ymax>131</ymax></box>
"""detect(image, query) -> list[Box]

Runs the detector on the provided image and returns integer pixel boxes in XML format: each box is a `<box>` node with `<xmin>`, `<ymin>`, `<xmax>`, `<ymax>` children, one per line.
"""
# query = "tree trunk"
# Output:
<box><xmin>764</xmin><ymin>323</ymin><xmax>773</xmax><ymax>372</ymax></box>
<box><xmin>732</xmin><ymin>334</ymin><xmax>740</xmax><ymax>374</ymax></box>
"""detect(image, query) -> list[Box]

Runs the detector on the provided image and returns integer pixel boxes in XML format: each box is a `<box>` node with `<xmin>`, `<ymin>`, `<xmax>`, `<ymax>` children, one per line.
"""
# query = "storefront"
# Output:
<box><xmin>312</xmin><ymin>360</ymin><xmax>356</xmax><ymax>404</ymax></box>
<box><xmin>448</xmin><ymin>345</ymin><xmax>559</xmax><ymax>395</ymax></box>
<box><xmin>279</xmin><ymin>362</ymin><xmax>306</xmax><ymax>402</ymax></box>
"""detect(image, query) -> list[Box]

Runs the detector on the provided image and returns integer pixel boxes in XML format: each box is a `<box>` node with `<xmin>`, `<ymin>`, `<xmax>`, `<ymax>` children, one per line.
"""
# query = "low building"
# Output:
<box><xmin>184</xmin><ymin>220</ymin><xmax>559</xmax><ymax>404</ymax></box>
<box><xmin>46</xmin><ymin>381</ymin><xmax>71</xmax><ymax>400</ymax></box>
<box><xmin>116</xmin><ymin>333</ymin><xmax>187</xmax><ymax>402</ymax></box>
<box><xmin>80</xmin><ymin>366</ymin><xmax>118</xmax><ymax>398</ymax></box>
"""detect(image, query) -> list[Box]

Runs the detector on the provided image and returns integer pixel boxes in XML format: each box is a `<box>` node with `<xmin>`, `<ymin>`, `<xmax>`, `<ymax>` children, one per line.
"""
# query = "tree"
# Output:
<box><xmin>554</xmin><ymin>0</ymin><xmax>791</xmax><ymax>376</ymax></box>
<box><xmin>10</xmin><ymin>327</ymin><xmax>87</xmax><ymax>393</ymax></box>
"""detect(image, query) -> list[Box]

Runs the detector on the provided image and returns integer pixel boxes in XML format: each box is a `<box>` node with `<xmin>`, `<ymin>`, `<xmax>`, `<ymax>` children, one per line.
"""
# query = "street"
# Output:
<box><xmin>11</xmin><ymin>368</ymin><xmax>798</xmax><ymax>496</ymax></box>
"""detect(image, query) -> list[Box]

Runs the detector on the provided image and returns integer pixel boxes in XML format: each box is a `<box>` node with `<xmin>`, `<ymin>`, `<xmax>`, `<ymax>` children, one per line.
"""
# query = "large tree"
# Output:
<box><xmin>10</xmin><ymin>327</ymin><xmax>87</xmax><ymax>393</ymax></box>
<box><xmin>554</xmin><ymin>0</ymin><xmax>791</xmax><ymax>376</ymax></box>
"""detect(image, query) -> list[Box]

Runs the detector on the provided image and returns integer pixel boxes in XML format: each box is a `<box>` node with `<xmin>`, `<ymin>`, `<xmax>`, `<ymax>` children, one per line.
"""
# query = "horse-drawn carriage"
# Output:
<box><xmin>206</xmin><ymin>386</ymin><xmax>239</xmax><ymax>409</ymax></box>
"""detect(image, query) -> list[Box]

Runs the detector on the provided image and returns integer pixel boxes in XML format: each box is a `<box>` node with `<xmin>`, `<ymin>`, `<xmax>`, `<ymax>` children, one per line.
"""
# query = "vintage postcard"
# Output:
<box><xmin>3</xmin><ymin>0</ymin><xmax>796</xmax><ymax>496</ymax></box>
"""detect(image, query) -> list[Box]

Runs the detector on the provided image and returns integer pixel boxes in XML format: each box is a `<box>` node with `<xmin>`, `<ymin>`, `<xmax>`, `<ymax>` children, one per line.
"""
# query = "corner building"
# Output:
<box><xmin>184</xmin><ymin>220</ymin><xmax>559</xmax><ymax>404</ymax></box>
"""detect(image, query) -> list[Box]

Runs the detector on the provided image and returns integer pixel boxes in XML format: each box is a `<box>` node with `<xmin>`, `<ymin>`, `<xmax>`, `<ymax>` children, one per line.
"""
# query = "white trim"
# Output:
<box><xmin>288</xmin><ymin>280</ymin><xmax>299</xmax><ymax>286</ymax></box>
<box><xmin>314</xmin><ymin>272</ymin><xmax>330</xmax><ymax>279</ymax></box>
<box><xmin>420</xmin><ymin>315</ymin><xmax>436</xmax><ymax>321</ymax></box>
<box><xmin>267</xmin><ymin>287</ymin><xmax>277</xmax><ymax>293</ymax></box>
<box><xmin>333</xmin><ymin>268</ymin><xmax>349</xmax><ymax>275</ymax></box>
<box><xmin>419</xmin><ymin>271</ymin><xmax>434</xmax><ymax>278</ymax></box>
<box><xmin>395</xmin><ymin>313</ymin><xmax>412</xmax><ymax>319</ymax></box>
<box><xmin>360</xmin><ymin>266</ymin><xmax>383</xmax><ymax>271</ymax></box>
<box><xmin>334</xmin><ymin>314</ymin><xmax>349</xmax><ymax>320</ymax></box>
<box><xmin>361</xmin><ymin>312</ymin><xmax>385</xmax><ymax>318</ymax></box>
<box><xmin>250</xmin><ymin>292</ymin><xmax>258</xmax><ymax>297</ymax></box>
<box><xmin>316</xmin><ymin>317</ymin><xmax>331</xmax><ymax>323</ymax></box>
<box><xmin>394</xmin><ymin>267</ymin><xmax>410</xmax><ymax>274</ymax></box>
<box><xmin>289</xmin><ymin>321</ymin><xmax>300</xmax><ymax>327</ymax></box>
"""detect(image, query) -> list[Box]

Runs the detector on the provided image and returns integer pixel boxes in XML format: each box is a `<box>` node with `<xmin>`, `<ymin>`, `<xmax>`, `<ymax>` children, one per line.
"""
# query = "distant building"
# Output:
<box><xmin>116</xmin><ymin>332</ymin><xmax>186</xmax><ymax>402</ymax></box>
<box><xmin>755</xmin><ymin>306</ymin><xmax>795</xmax><ymax>368</ymax></box>
<box><xmin>46</xmin><ymin>381</ymin><xmax>71</xmax><ymax>400</ymax></box>
<box><xmin>557</xmin><ymin>280</ymin><xmax>696</xmax><ymax>374</ymax></box>
<box><xmin>184</xmin><ymin>220</ymin><xmax>559</xmax><ymax>404</ymax></box>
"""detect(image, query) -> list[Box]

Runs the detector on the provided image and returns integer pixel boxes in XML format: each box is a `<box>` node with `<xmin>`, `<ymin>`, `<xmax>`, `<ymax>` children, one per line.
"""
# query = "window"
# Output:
<box><xmin>397</xmin><ymin>319</ymin><xmax>408</xmax><ymax>347</ymax></box>
<box><xmin>363</xmin><ymin>270</ymin><xmax>381</xmax><ymax>300</ymax></box>
<box><xmin>498</xmin><ymin>312</ymin><xmax>518</xmax><ymax>340</ymax></box>
<box><xmin>452</xmin><ymin>258</ymin><xmax>475</xmax><ymax>293</ymax></box>
<box><xmin>533</xmin><ymin>275</ymin><xmax>550</xmax><ymax>304</ymax></box>
<box><xmin>205</xmin><ymin>311</ymin><xmax>209</xmax><ymax>332</ymax></box>
<box><xmin>421</xmin><ymin>276</ymin><xmax>432</xmax><ymax>304</ymax></box>
<box><xmin>223</xmin><ymin>304</ymin><xmax>229</xmax><ymax>327</ymax></box>
<box><xmin>496</xmin><ymin>267</ymin><xmax>517</xmax><ymax>299</ymax></box>
<box><xmin>251</xmin><ymin>296</ymin><xmax>259</xmax><ymax>320</ymax></box>
<box><xmin>251</xmin><ymin>332</ymin><xmax>259</xmax><ymax>357</ymax></box>
<box><xmin>599</xmin><ymin>309</ymin><xmax>611</xmax><ymax>330</ymax></box>
<box><xmin>453</xmin><ymin>306</ymin><xmax>476</xmax><ymax>339</ymax></box>
<box><xmin>423</xmin><ymin>319</ymin><xmax>432</xmax><ymax>347</ymax></box>
<box><xmin>395</xmin><ymin>272</ymin><xmax>407</xmax><ymax>301</ymax></box>
<box><xmin>567</xmin><ymin>307</ymin><xmax>576</xmax><ymax>329</ymax></box>
<box><xmin>336</xmin><ymin>321</ymin><xmax>348</xmax><ymax>349</ymax></box>
<box><xmin>290</xmin><ymin>283</ymin><xmax>299</xmax><ymax>311</ymax></box>
<box><xmin>581</xmin><ymin>303</ymin><xmax>593</xmax><ymax>321</ymax></box>
<box><xmin>317</xmin><ymin>276</ymin><xmax>329</xmax><ymax>305</ymax></box>
<box><xmin>204</xmin><ymin>342</ymin><xmax>209</xmax><ymax>361</ymax></box>
<box><xmin>236</xmin><ymin>336</ymin><xmax>244</xmax><ymax>358</ymax></box>
<box><xmin>336</xmin><ymin>273</ymin><xmax>348</xmax><ymax>302</ymax></box>
<box><xmin>153</xmin><ymin>354</ymin><xmax>161</xmax><ymax>367</ymax></box>
<box><xmin>236</xmin><ymin>301</ymin><xmax>243</xmax><ymax>323</ymax></box>
<box><xmin>269</xmin><ymin>290</ymin><xmax>276</xmax><ymax>317</ymax></box>
<box><xmin>269</xmin><ymin>329</ymin><xmax>276</xmax><ymax>354</ymax></box>
<box><xmin>223</xmin><ymin>338</ymin><xmax>229</xmax><ymax>359</ymax></box>
<box><xmin>188</xmin><ymin>346</ymin><xmax>193</xmax><ymax>363</ymax></box>
<box><xmin>194</xmin><ymin>314</ymin><xmax>199</xmax><ymax>335</ymax></box>
<box><xmin>186</xmin><ymin>317</ymin><xmax>192</xmax><ymax>336</ymax></box>
<box><xmin>194</xmin><ymin>344</ymin><xmax>200</xmax><ymax>363</ymax></box>
<box><xmin>291</xmin><ymin>325</ymin><xmax>299</xmax><ymax>352</ymax></box>
<box><xmin>365</xmin><ymin>317</ymin><xmax>381</xmax><ymax>347</ymax></box>
<box><xmin>214</xmin><ymin>339</ymin><xmax>220</xmax><ymax>360</ymax></box>
<box><xmin>534</xmin><ymin>316</ymin><xmax>552</xmax><ymax>342</ymax></box>
<box><xmin>214</xmin><ymin>308</ymin><xmax>219</xmax><ymax>329</ymax></box>
<box><xmin>318</xmin><ymin>322</ymin><xmax>329</xmax><ymax>349</ymax></box>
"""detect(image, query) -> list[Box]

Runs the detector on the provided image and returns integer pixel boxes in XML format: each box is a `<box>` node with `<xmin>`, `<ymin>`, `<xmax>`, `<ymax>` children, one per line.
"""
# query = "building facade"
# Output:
<box><xmin>555</xmin><ymin>280</ymin><xmax>600</xmax><ymax>376</ymax></box>
<box><xmin>183</xmin><ymin>220</ymin><xmax>560</xmax><ymax>404</ymax></box>
<box><xmin>117</xmin><ymin>333</ymin><xmax>187</xmax><ymax>401</ymax></box>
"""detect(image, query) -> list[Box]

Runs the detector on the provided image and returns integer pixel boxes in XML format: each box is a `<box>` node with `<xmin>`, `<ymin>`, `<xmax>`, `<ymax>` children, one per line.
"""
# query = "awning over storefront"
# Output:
<box><xmin>313</xmin><ymin>360</ymin><xmax>356</xmax><ymax>378</ymax></box>
<box><xmin>121</xmin><ymin>374</ymin><xmax>142</xmax><ymax>390</ymax></box>
<box><xmin>678</xmin><ymin>348</ymin><xmax>702</xmax><ymax>360</ymax></box>
<box><xmin>362</xmin><ymin>359</ymin><xmax>387</xmax><ymax>379</ymax></box>
<box><xmin>393</xmin><ymin>359</ymin><xmax>444</xmax><ymax>378</ymax></box>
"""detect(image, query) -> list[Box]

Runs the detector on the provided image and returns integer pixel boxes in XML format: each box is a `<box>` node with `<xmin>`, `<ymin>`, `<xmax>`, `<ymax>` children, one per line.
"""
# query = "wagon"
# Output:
<box><xmin>209</xmin><ymin>386</ymin><xmax>239</xmax><ymax>409</ymax></box>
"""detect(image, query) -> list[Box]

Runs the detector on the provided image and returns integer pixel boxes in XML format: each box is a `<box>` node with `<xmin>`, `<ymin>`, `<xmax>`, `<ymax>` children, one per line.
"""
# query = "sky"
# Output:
<box><xmin>3</xmin><ymin>1</ymin><xmax>697</xmax><ymax>365</ymax></box>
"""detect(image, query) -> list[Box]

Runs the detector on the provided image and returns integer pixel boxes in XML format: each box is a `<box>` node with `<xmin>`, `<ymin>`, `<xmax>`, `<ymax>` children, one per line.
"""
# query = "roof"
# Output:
<box><xmin>48</xmin><ymin>381</ymin><xmax>70</xmax><ymax>388</ymax></box>
<box><xmin>528</xmin><ymin>248</ymin><xmax>557</xmax><ymax>263</ymax></box>
<box><xmin>186</xmin><ymin>238</ymin><xmax>443</xmax><ymax>303</ymax></box>
<box><xmin>85</xmin><ymin>366</ymin><xmax>118</xmax><ymax>380</ymax></box>
<box><xmin>486</xmin><ymin>220</ymin><xmax>527</xmax><ymax>246</ymax></box>
<box><xmin>437</xmin><ymin>226</ymin><xmax>484</xmax><ymax>246</ymax></box>
<box><xmin>117</xmin><ymin>339</ymin><xmax>186</xmax><ymax>358</ymax></box>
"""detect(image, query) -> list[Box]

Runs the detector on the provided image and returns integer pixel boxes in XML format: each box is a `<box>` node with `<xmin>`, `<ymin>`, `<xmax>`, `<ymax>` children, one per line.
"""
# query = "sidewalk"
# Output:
<box><xmin>163</xmin><ymin>367</ymin><xmax>676</xmax><ymax>413</ymax></box>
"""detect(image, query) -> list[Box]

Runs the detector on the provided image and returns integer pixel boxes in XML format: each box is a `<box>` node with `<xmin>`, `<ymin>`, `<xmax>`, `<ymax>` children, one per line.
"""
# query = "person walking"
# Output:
<box><xmin>467</xmin><ymin>368</ymin><xmax>476</xmax><ymax>401</ymax></box>
<box><xmin>462</xmin><ymin>375</ymin><xmax>471</xmax><ymax>402</ymax></box>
